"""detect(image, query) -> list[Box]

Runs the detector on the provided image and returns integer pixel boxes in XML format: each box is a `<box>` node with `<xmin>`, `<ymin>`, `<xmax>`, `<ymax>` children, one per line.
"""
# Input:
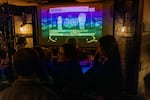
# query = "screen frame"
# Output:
<box><xmin>37</xmin><ymin>2</ymin><xmax>103</xmax><ymax>48</ymax></box>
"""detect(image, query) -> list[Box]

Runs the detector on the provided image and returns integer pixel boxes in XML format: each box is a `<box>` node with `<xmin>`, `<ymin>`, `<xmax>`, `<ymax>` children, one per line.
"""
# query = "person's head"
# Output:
<box><xmin>78</xmin><ymin>13</ymin><xmax>86</xmax><ymax>23</ymax></box>
<box><xmin>57</xmin><ymin>16</ymin><xmax>62</xmax><ymax>24</ymax></box>
<box><xmin>16</xmin><ymin>37</ymin><xmax>26</xmax><ymax>46</ymax></box>
<box><xmin>66</xmin><ymin>37</ymin><xmax>78</xmax><ymax>48</ymax></box>
<box><xmin>57</xmin><ymin>43</ymin><xmax>78</xmax><ymax>62</ymax></box>
<box><xmin>13</xmin><ymin>48</ymin><xmax>40</xmax><ymax>78</ymax></box>
<box><xmin>33</xmin><ymin>46</ymin><xmax>44</xmax><ymax>61</ymax></box>
<box><xmin>16</xmin><ymin>37</ymin><xmax>27</xmax><ymax>50</ymax></box>
<box><xmin>42</xmin><ymin>47</ymin><xmax>53</xmax><ymax>63</ymax></box>
<box><xmin>144</xmin><ymin>73</ymin><xmax>150</xmax><ymax>95</ymax></box>
<box><xmin>98</xmin><ymin>35</ymin><xmax>120</xmax><ymax>60</ymax></box>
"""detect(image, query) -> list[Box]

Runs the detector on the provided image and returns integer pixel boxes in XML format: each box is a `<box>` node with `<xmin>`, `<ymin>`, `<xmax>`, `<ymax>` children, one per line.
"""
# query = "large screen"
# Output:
<box><xmin>38</xmin><ymin>3</ymin><xmax>102</xmax><ymax>47</ymax></box>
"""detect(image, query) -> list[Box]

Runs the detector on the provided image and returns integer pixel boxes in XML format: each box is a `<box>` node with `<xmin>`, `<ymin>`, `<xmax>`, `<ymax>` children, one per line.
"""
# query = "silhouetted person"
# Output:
<box><xmin>66</xmin><ymin>37</ymin><xmax>78</xmax><ymax>48</ymax></box>
<box><xmin>33</xmin><ymin>46</ymin><xmax>54</xmax><ymax>89</ymax></box>
<box><xmin>51</xmin><ymin>43</ymin><xmax>84</xmax><ymax>100</ymax></box>
<box><xmin>15</xmin><ymin>37</ymin><xmax>27</xmax><ymax>51</ymax></box>
<box><xmin>0</xmin><ymin>48</ymin><xmax>58</xmax><ymax>100</ymax></box>
<box><xmin>84</xmin><ymin>35</ymin><xmax>122</xmax><ymax>99</ymax></box>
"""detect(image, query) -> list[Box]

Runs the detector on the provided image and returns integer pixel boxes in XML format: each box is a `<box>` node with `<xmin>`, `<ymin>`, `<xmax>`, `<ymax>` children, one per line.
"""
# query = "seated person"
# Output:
<box><xmin>0</xmin><ymin>48</ymin><xmax>59</xmax><ymax>100</ymax></box>
<box><xmin>15</xmin><ymin>37</ymin><xmax>27</xmax><ymax>51</ymax></box>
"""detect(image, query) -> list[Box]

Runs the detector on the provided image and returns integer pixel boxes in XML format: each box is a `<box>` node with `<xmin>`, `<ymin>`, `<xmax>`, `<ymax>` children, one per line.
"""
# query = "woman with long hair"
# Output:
<box><xmin>85</xmin><ymin>35</ymin><xmax>122</xmax><ymax>99</ymax></box>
